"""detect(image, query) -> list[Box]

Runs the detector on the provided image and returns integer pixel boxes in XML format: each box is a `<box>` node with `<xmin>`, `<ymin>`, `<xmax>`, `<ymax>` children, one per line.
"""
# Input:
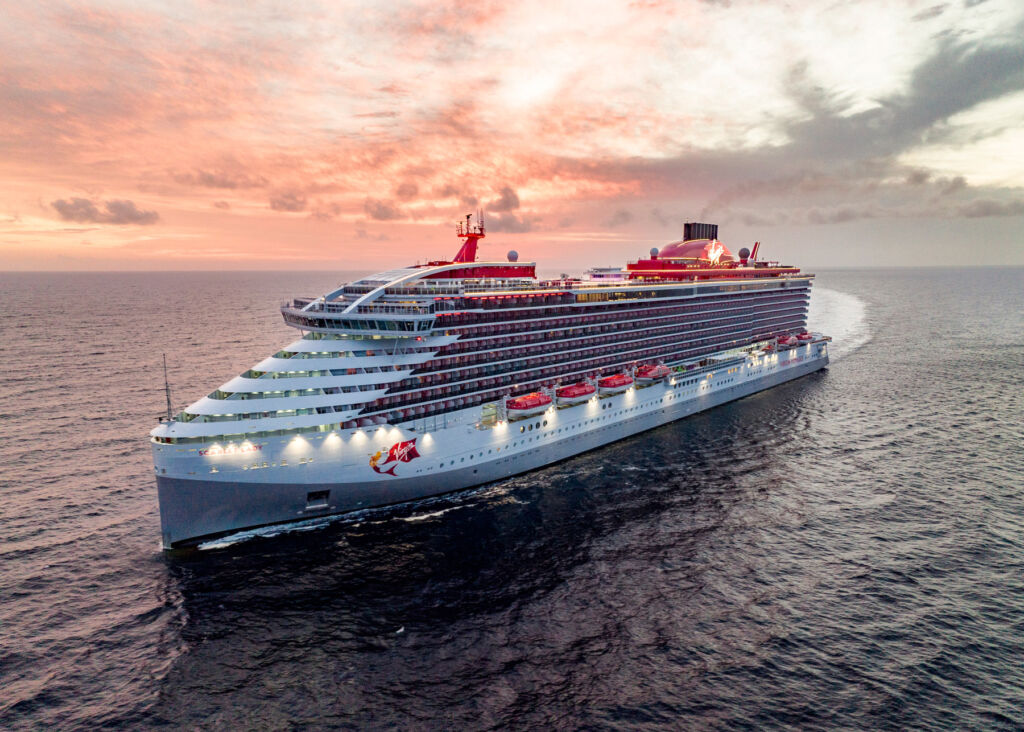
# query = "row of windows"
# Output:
<box><xmin>435</xmin><ymin>287</ymin><xmax>809</xmax><ymax>330</ymax></box>
<box><xmin>272</xmin><ymin>346</ymin><xmax>433</xmax><ymax>359</ymax></box>
<box><xmin>239</xmin><ymin>365</ymin><xmax>407</xmax><ymax>380</ymax></box>
<box><xmin>161</xmin><ymin>341</ymin><xmax>819</xmax><ymax>444</ymax></box>
<box><xmin>398</xmin><ymin>309</ymin><xmax>806</xmax><ymax>392</ymax></box>
<box><xmin>283</xmin><ymin>313</ymin><xmax>432</xmax><ymax>332</ymax></box>
<box><xmin>192</xmin><ymin>311</ymin><xmax>805</xmax><ymax>423</ymax></box>
<box><xmin>418</xmin><ymin>303</ymin><xmax>807</xmax><ymax>378</ymax></box>
<box><xmin>369</xmin><ymin>321</ymin><xmax>806</xmax><ymax>420</ymax></box>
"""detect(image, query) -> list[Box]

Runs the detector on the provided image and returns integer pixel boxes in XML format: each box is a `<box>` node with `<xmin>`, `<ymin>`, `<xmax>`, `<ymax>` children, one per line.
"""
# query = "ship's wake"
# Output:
<box><xmin>808</xmin><ymin>287</ymin><xmax>869</xmax><ymax>360</ymax></box>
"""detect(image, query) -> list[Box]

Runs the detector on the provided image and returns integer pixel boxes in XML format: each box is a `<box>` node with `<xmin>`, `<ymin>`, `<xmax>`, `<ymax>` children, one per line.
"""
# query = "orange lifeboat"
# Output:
<box><xmin>506</xmin><ymin>392</ymin><xmax>552</xmax><ymax>418</ymax></box>
<box><xmin>797</xmin><ymin>332</ymin><xmax>813</xmax><ymax>342</ymax></box>
<box><xmin>635</xmin><ymin>363</ymin><xmax>671</xmax><ymax>384</ymax></box>
<box><xmin>598</xmin><ymin>373</ymin><xmax>633</xmax><ymax>394</ymax></box>
<box><xmin>555</xmin><ymin>382</ymin><xmax>596</xmax><ymax>405</ymax></box>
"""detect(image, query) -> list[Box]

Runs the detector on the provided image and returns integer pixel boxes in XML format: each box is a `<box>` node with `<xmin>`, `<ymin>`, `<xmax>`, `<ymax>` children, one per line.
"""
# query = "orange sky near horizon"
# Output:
<box><xmin>2</xmin><ymin>0</ymin><xmax>1023</xmax><ymax>272</ymax></box>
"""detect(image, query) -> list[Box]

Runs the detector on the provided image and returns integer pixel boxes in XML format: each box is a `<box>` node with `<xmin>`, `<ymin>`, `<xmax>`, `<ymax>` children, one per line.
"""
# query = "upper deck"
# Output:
<box><xmin>279</xmin><ymin>218</ymin><xmax>808</xmax><ymax>335</ymax></box>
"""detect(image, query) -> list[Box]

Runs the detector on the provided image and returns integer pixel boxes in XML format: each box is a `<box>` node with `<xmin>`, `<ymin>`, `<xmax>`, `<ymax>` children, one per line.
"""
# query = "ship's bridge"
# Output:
<box><xmin>280</xmin><ymin>260</ymin><xmax>537</xmax><ymax>336</ymax></box>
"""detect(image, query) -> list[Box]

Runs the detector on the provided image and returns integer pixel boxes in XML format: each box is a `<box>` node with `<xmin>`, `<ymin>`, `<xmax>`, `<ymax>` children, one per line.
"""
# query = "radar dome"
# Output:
<box><xmin>507</xmin><ymin>250</ymin><xmax>519</xmax><ymax>262</ymax></box>
<box><xmin>738</xmin><ymin>247</ymin><xmax>750</xmax><ymax>259</ymax></box>
<box><xmin>649</xmin><ymin>247</ymin><xmax>659</xmax><ymax>257</ymax></box>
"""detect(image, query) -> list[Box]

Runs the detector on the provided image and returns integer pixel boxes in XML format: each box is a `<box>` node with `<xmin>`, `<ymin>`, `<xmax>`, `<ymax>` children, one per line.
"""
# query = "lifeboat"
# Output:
<box><xmin>598</xmin><ymin>373</ymin><xmax>633</xmax><ymax>394</ymax></box>
<box><xmin>635</xmin><ymin>363</ymin><xmax>671</xmax><ymax>384</ymax></box>
<box><xmin>777</xmin><ymin>335</ymin><xmax>799</xmax><ymax>348</ymax></box>
<box><xmin>555</xmin><ymin>382</ymin><xmax>596</xmax><ymax>405</ymax></box>
<box><xmin>796</xmin><ymin>332</ymin><xmax>813</xmax><ymax>342</ymax></box>
<box><xmin>506</xmin><ymin>392</ymin><xmax>552</xmax><ymax>418</ymax></box>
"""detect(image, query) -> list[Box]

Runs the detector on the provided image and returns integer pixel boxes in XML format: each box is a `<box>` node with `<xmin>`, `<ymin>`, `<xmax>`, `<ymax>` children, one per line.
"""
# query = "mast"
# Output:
<box><xmin>453</xmin><ymin>211</ymin><xmax>486</xmax><ymax>263</ymax></box>
<box><xmin>163</xmin><ymin>353</ymin><xmax>173</xmax><ymax>422</ymax></box>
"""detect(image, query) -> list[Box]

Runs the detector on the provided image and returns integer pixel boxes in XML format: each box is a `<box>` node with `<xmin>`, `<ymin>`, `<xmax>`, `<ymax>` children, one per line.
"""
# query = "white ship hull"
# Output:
<box><xmin>154</xmin><ymin>343</ymin><xmax>828</xmax><ymax>548</ymax></box>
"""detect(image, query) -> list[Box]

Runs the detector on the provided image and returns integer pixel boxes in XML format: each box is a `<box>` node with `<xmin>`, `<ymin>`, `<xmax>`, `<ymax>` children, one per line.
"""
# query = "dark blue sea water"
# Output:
<box><xmin>1</xmin><ymin>268</ymin><xmax>1022</xmax><ymax>730</ymax></box>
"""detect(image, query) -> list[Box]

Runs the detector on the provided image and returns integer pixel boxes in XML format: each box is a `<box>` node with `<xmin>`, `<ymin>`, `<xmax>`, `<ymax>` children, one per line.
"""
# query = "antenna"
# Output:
<box><xmin>163</xmin><ymin>353</ymin><xmax>173</xmax><ymax>422</ymax></box>
<box><xmin>453</xmin><ymin>211</ymin><xmax>486</xmax><ymax>262</ymax></box>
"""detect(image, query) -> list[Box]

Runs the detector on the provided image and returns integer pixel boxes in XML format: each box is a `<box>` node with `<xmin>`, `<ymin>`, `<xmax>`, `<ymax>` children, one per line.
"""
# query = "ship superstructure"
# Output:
<box><xmin>151</xmin><ymin>219</ymin><xmax>830</xmax><ymax>548</ymax></box>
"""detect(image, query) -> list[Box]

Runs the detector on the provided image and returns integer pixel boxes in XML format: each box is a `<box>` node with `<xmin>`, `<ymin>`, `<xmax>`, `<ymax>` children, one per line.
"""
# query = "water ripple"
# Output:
<box><xmin>0</xmin><ymin>269</ymin><xmax>1022</xmax><ymax>730</ymax></box>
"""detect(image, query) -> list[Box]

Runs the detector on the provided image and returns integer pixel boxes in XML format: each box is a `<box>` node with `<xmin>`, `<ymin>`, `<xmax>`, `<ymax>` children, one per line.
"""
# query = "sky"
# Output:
<box><xmin>1</xmin><ymin>0</ymin><xmax>1023</xmax><ymax>272</ymax></box>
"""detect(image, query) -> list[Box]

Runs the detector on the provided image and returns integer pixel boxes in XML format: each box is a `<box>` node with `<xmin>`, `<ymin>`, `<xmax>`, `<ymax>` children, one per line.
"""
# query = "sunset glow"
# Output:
<box><xmin>2</xmin><ymin>0</ymin><xmax>1023</xmax><ymax>271</ymax></box>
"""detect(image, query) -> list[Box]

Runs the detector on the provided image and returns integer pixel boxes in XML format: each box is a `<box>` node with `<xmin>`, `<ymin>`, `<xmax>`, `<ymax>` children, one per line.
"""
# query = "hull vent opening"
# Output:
<box><xmin>306</xmin><ymin>490</ymin><xmax>330</xmax><ymax>509</ymax></box>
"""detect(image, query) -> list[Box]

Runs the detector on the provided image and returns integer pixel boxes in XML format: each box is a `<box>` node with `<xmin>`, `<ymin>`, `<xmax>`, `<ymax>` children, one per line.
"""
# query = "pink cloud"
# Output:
<box><xmin>1</xmin><ymin>1</ymin><xmax>1022</xmax><ymax>270</ymax></box>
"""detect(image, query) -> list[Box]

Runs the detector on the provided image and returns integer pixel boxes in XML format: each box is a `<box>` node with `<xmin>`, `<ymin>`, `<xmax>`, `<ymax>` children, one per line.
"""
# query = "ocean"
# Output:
<box><xmin>1</xmin><ymin>268</ymin><xmax>1022</xmax><ymax>730</ymax></box>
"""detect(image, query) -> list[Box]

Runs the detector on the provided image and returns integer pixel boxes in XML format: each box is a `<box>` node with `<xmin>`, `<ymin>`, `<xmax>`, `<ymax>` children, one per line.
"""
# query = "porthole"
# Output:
<box><xmin>520</xmin><ymin>426</ymin><xmax>525</xmax><ymax>433</ymax></box>
<box><xmin>528</xmin><ymin>424</ymin><xmax>533</xmax><ymax>431</ymax></box>
<box><xmin>542</xmin><ymin>420</ymin><xmax>548</xmax><ymax>426</ymax></box>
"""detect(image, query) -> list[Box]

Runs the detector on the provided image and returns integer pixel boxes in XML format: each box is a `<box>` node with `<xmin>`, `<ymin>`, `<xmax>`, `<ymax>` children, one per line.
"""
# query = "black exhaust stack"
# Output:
<box><xmin>683</xmin><ymin>222</ymin><xmax>718</xmax><ymax>241</ymax></box>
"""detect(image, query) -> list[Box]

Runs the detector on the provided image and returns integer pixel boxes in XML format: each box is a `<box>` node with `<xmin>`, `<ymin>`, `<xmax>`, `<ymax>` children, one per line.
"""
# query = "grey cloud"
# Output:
<box><xmin>212</xmin><ymin>200</ymin><xmax>231</xmax><ymax>209</ymax></box>
<box><xmin>175</xmin><ymin>169</ymin><xmax>267</xmax><ymax>189</ymax></box>
<box><xmin>913</xmin><ymin>4</ymin><xmax>947</xmax><ymax>21</ymax></box>
<box><xmin>52</xmin><ymin>197</ymin><xmax>159</xmax><ymax>225</ymax></box>
<box><xmin>604</xmin><ymin>209</ymin><xmax>633</xmax><ymax>227</ymax></box>
<box><xmin>665</xmin><ymin>30</ymin><xmax>1024</xmax><ymax>227</ymax></box>
<box><xmin>364</xmin><ymin>198</ymin><xmax>402</xmax><ymax>220</ymax></box>
<box><xmin>487</xmin><ymin>186</ymin><xmax>520</xmax><ymax>212</ymax></box>
<box><xmin>311</xmin><ymin>201</ymin><xmax>343</xmax><ymax>220</ymax></box>
<box><xmin>486</xmin><ymin>213</ymin><xmax>533</xmax><ymax>233</ymax></box>
<box><xmin>941</xmin><ymin>176</ymin><xmax>967</xmax><ymax>195</ymax></box>
<box><xmin>957</xmin><ymin>198</ymin><xmax>1024</xmax><ymax>217</ymax></box>
<box><xmin>434</xmin><ymin>183</ymin><xmax>477</xmax><ymax>205</ymax></box>
<box><xmin>354</xmin><ymin>227</ymin><xmax>390</xmax><ymax>241</ymax></box>
<box><xmin>806</xmin><ymin>206</ymin><xmax>880</xmax><ymax>225</ymax></box>
<box><xmin>784</xmin><ymin>32</ymin><xmax>1024</xmax><ymax>162</ymax></box>
<box><xmin>395</xmin><ymin>182</ymin><xmax>419</xmax><ymax>200</ymax></box>
<box><xmin>269</xmin><ymin>191</ymin><xmax>307</xmax><ymax>212</ymax></box>
<box><xmin>650</xmin><ymin>208</ymin><xmax>685</xmax><ymax>228</ymax></box>
<box><xmin>434</xmin><ymin>184</ymin><xmax>479</xmax><ymax>206</ymax></box>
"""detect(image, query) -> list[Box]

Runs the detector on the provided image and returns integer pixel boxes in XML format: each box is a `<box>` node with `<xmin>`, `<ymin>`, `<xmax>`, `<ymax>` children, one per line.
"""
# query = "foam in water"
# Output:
<box><xmin>808</xmin><ymin>287</ymin><xmax>870</xmax><ymax>360</ymax></box>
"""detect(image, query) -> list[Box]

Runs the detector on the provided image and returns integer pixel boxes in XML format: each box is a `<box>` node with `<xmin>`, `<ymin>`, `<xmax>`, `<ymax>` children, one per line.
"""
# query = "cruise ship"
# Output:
<box><xmin>151</xmin><ymin>219</ymin><xmax>830</xmax><ymax>548</ymax></box>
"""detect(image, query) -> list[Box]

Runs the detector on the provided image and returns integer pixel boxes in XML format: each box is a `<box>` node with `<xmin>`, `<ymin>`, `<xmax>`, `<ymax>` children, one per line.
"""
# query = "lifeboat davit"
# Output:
<box><xmin>506</xmin><ymin>392</ymin><xmax>552</xmax><ymax>418</ymax></box>
<box><xmin>635</xmin><ymin>363</ymin><xmax>671</xmax><ymax>384</ymax></box>
<box><xmin>598</xmin><ymin>373</ymin><xmax>633</xmax><ymax>394</ymax></box>
<box><xmin>556</xmin><ymin>382</ymin><xmax>596</xmax><ymax>405</ymax></box>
